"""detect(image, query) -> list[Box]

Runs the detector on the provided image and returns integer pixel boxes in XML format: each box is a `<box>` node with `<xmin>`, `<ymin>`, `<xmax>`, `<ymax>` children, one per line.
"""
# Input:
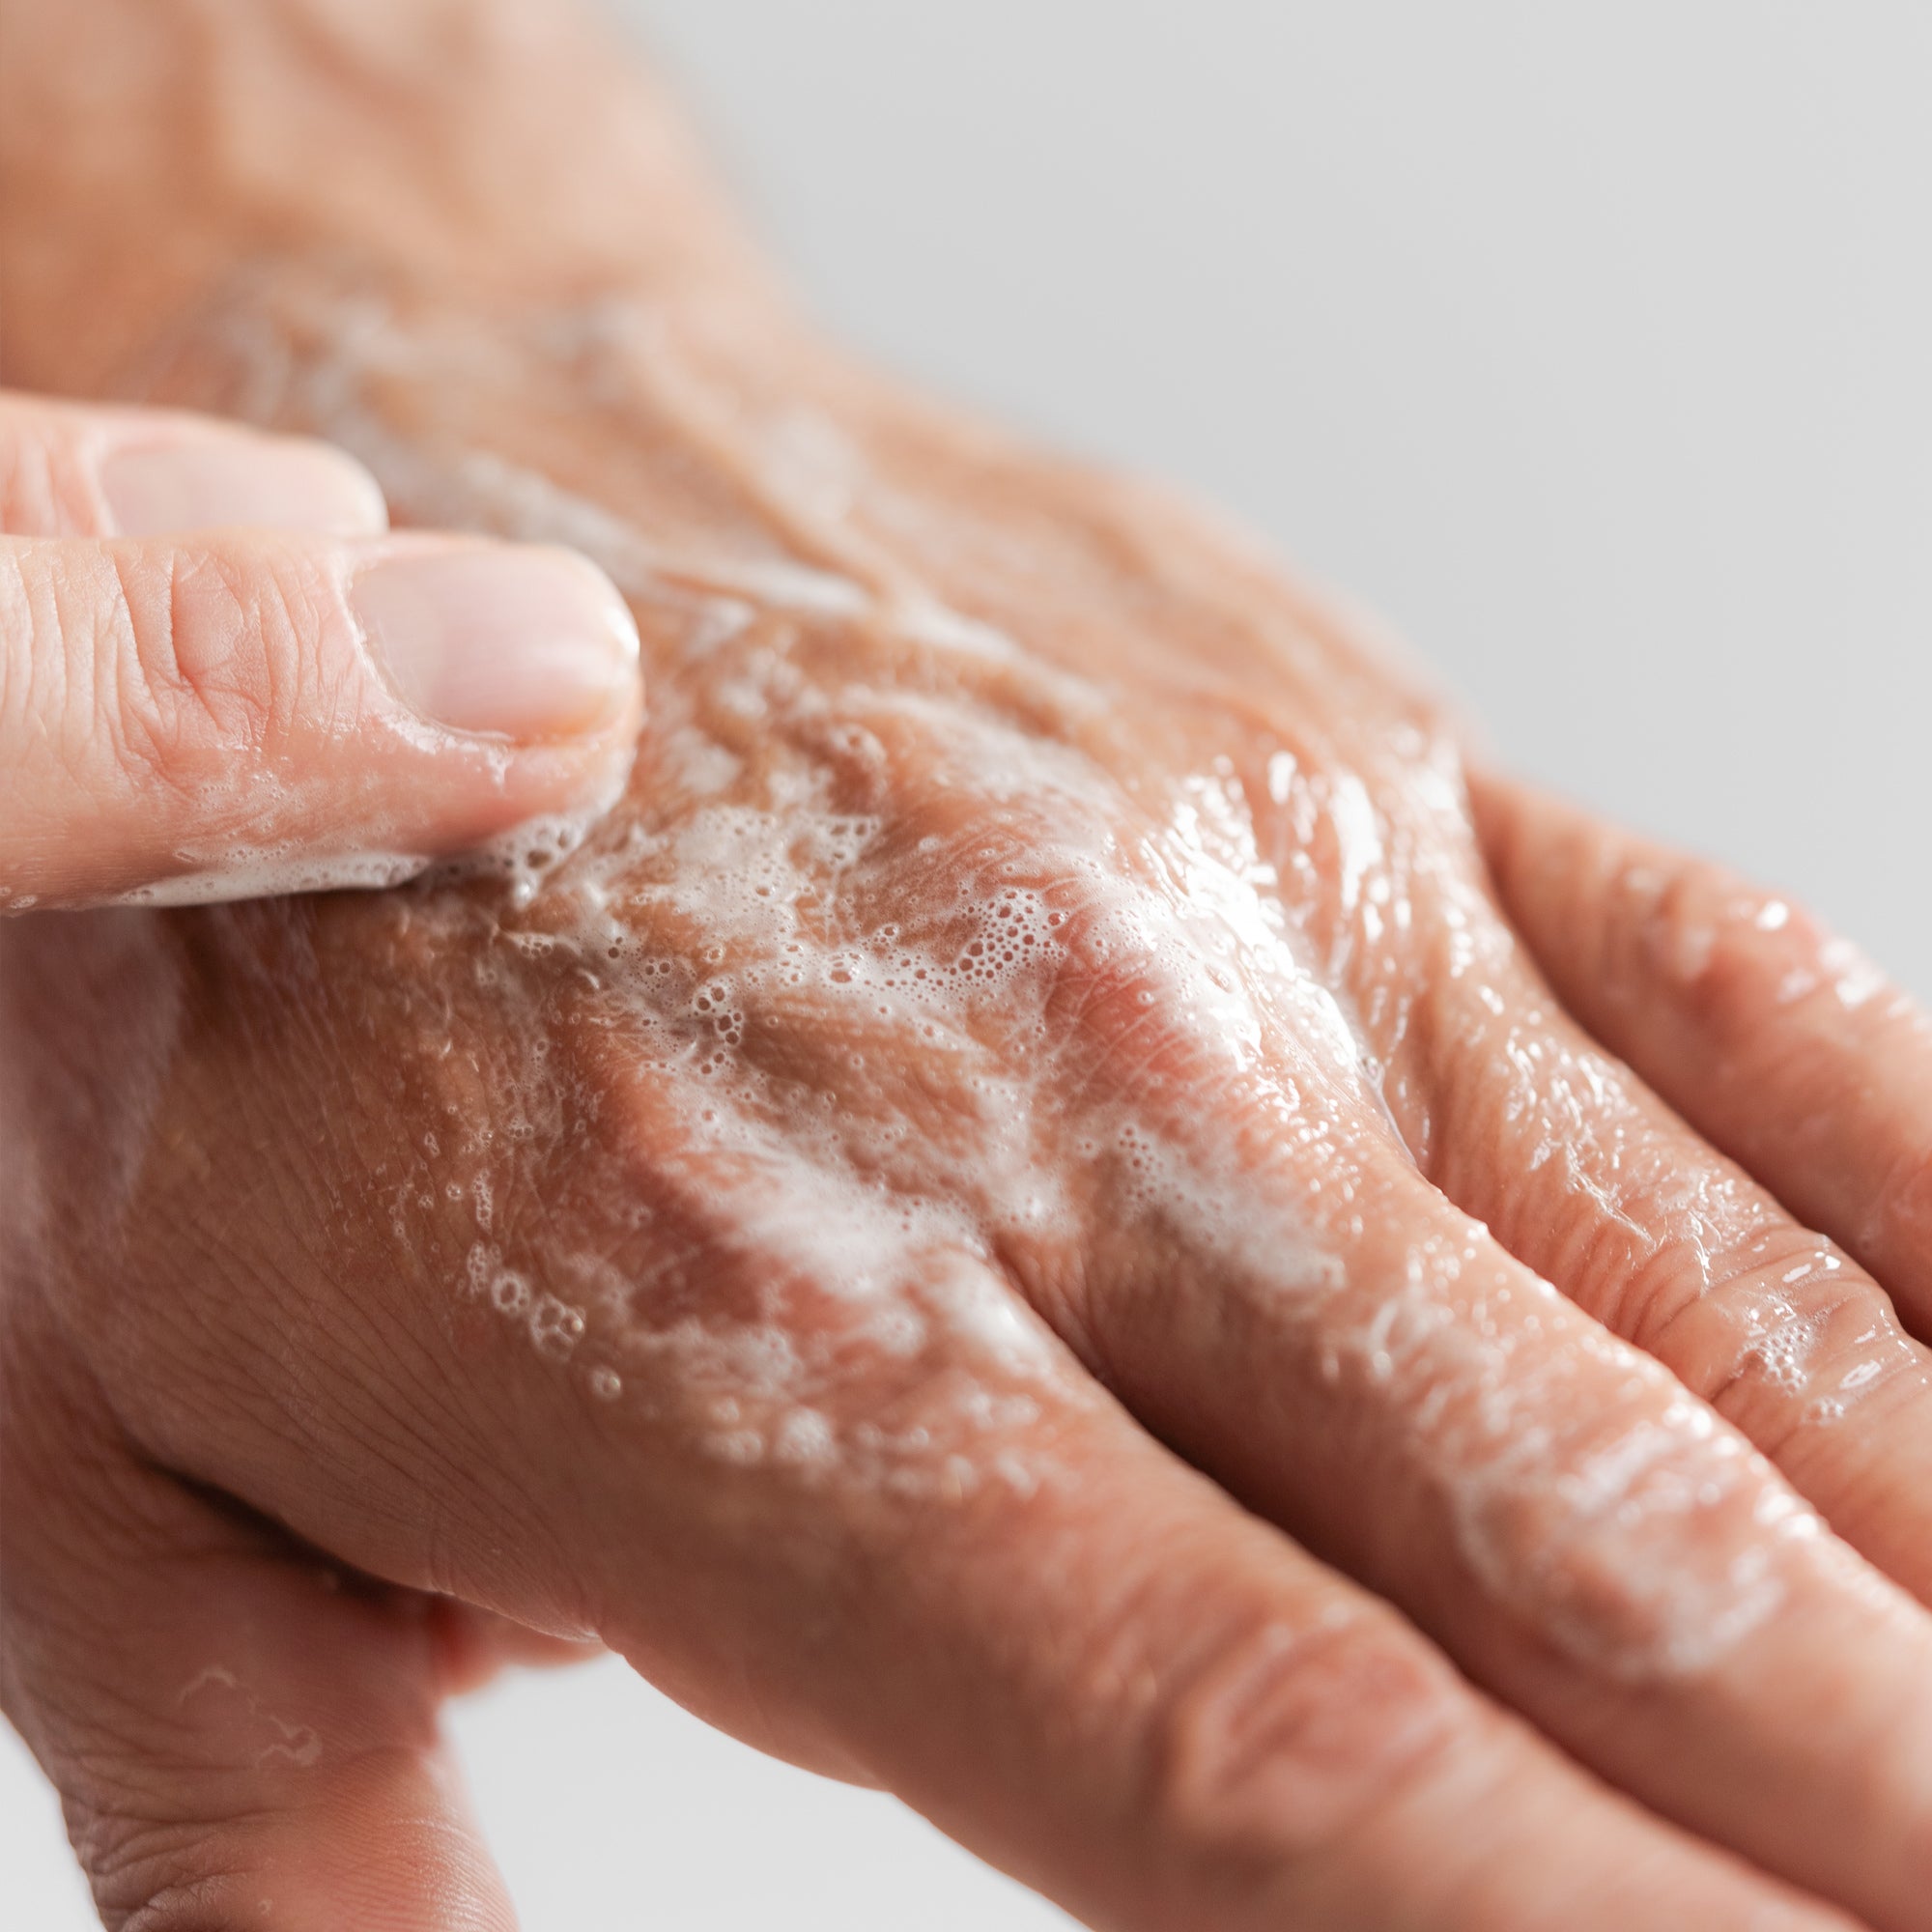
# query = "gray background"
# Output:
<box><xmin>6</xmin><ymin>2</ymin><xmax>1929</xmax><ymax>1924</ymax></box>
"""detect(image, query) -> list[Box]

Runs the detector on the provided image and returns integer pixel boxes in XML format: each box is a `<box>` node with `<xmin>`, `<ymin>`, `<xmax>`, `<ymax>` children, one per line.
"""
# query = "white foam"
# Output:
<box><xmin>115</xmin><ymin>847</ymin><xmax>428</xmax><ymax>907</ymax></box>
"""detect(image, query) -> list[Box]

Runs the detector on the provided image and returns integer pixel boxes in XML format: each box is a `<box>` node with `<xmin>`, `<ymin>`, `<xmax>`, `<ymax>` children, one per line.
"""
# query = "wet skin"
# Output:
<box><xmin>7</xmin><ymin>4</ymin><xmax>1932</xmax><ymax>1929</ymax></box>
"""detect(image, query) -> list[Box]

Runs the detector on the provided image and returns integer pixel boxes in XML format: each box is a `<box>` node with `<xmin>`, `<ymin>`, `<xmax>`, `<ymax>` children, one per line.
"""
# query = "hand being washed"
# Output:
<box><xmin>8</xmin><ymin>6</ymin><xmax>1932</xmax><ymax>1931</ymax></box>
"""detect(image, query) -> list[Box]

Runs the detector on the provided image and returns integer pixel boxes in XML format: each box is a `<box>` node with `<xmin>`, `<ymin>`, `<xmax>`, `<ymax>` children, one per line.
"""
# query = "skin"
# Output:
<box><xmin>0</xmin><ymin>395</ymin><xmax>644</xmax><ymax>905</ymax></box>
<box><xmin>5</xmin><ymin>2</ymin><xmax>1932</xmax><ymax>1928</ymax></box>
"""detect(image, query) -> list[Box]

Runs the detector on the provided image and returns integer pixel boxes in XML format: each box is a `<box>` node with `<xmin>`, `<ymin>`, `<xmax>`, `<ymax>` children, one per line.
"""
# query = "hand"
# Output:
<box><xmin>0</xmin><ymin>390</ymin><xmax>642</xmax><ymax>910</ymax></box>
<box><xmin>8</xmin><ymin>6</ymin><xmax>1932</xmax><ymax>1931</ymax></box>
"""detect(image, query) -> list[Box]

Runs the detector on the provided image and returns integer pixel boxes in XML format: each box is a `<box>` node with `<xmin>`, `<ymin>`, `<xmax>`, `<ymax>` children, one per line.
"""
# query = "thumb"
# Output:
<box><xmin>0</xmin><ymin>398</ymin><xmax>641</xmax><ymax>911</ymax></box>
<box><xmin>1</xmin><ymin>1331</ymin><xmax>522</xmax><ymax>1931</ymax></box>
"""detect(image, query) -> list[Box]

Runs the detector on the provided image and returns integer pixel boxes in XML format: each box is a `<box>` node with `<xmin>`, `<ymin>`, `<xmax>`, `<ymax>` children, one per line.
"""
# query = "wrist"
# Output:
<box><xmin>0</xmin><ymin>0</ymin><xmax>769</xmax><ymax>396</ymax></box>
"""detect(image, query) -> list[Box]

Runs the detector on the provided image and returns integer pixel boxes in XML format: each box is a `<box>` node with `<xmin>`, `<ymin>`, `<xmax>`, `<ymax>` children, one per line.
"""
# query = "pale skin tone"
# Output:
<box><xmin>6</xmin><ymin>5</ymin><xmax>1932</xmax><ymax>1930</ymax></box>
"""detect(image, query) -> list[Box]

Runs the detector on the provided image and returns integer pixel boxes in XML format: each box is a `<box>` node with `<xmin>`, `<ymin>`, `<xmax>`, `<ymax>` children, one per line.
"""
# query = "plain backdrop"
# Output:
<box><xmin>6</xmin><ymin>2</ymin><xmax>1930</xmax><ymax>1925</ymax></box>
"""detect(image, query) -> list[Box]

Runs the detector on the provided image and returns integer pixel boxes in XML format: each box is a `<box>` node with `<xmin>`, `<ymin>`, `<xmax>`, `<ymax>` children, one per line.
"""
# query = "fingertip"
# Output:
<box><xmin>98</xmin><ymin>424</ymin><xmax>390</xmax><ymax>540</ymax></box>
<box><xmin>353</xmin><ymin>539</ymin><xmax>641</xmax><ymax>746</ymax></box>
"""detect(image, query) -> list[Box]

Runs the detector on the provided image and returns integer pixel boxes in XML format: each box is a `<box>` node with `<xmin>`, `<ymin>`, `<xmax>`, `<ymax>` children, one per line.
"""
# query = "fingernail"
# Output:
<box><xmin>100</xmin><ymin>433</ymin><xmax>388</xmax><ymax>538</ymax></box>
<box><xmin>353</xmin><ymin>545</ymin><xmax>641</xmax><ymax>742</ymax></box>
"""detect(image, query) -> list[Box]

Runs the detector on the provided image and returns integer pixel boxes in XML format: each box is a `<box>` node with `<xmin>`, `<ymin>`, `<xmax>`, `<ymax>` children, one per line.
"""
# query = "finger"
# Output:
<box><xmin>21</xmin><ymin>1154</ymin><xmax>1842</xmax><ymax>1930</ymax></box>
<box><xmin>1070</xmin><ymin>1093</ymin><xmax>1932</xmax><ymax>1930</ymax></box>
<box><xmin>1374</xmin><ymin>811</ymin><xmax>1932</xmax><ymax>1607</ymax></box>
<box><xmin>0</xmin><ymin>528</ymin><xmax>642</xmax><ymax>909</ymax></box>
<box><xmin>0</xmin><ymin>391</ymin><xmax>389</xmax><ymax>541</ymax></box>
<box><xmin>536</xmin><ymin>1356</ymin><xmax>1854</xmax><ymax>1931</ymax></box>
<box><xmin>1473</xmin><ymin>771</ymin><xmax>1932</xmax><ymax>1336</ymax></box>
<box><xmin>0</xmin><ymin>1334</ymin><xmax>516</xmax><ymax>1931</ymax></box>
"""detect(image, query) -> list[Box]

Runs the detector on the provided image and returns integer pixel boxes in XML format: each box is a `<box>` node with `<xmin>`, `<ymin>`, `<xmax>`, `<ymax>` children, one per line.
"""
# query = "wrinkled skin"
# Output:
<box><xmin>9</xmin><ymin>5</ymin><xmax>1932</xmax><ymax>1930</ymax></box>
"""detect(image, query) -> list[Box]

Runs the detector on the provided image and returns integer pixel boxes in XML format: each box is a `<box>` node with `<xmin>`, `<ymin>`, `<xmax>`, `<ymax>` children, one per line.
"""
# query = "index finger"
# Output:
<box><xmin>0</xmin><ymin>391</ymin><xmax>386</xmax><ymax>540</ymax></box>
<box><xmin>574</xmin><ymin>1367</ymin><xmax>1853</xmax><ymax>1932</ymax></box>
<box><xmin>125</xmin><ymin>1324</ymin><xmax>1857</xmax><ymax>1931</ymax></box>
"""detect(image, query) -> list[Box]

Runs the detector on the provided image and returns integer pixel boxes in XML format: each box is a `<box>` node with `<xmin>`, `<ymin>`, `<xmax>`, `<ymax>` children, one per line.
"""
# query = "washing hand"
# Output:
<box><xmin>7</xmin><ymin>5</ymin><xmax>1932</xmax><ymax>1930</ymax></box>
<box><xmin>0</xmin><ymin>391</ymin><xmax>640</xmax><ymax>909</ymax></box>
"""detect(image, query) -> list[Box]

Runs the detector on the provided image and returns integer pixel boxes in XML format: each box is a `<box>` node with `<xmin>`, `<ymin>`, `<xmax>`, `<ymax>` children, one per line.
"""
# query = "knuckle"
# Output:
<box><xmin>1621</xmin><ymin>854</ymin><xmax>1736</xmax><ymax>995</ymax></box>
<box><xmin>1453</xmin><ymin>1386</ymin><xmax>1803</xmax><ymax>1681</ymax></box>
<box><xmin>1653</xmin><ymin>1235</ymin><xmax>1914</xmax><ymax>1441</ymax></box>
<box><xmin>1629</xmin><ymin>854</ymin><xmax>1851</xmax><ymax>1032</ymax></box>
<box><xmin>87</xmin><ymin>1747</ymin><xmax>493</xmax><ymax>1932</ymax></box>
<box><xmin>83</xmin><ymin>1815</ymin><xmax>249</xmax><ymax>1932</ymax></box>
<box><xmin>99</xmin><ymin>547</ymin><xmax>205</xmax><ymax>796</ymax></box>
<box><xmin>14</xmin><ymin>1705</ymin><xmax>258</xmax><ymax>1932</ymax></box>
<box><xmin>1053</xmin><ymin>944</ymin><xmax>1213</xmax><ymax>1097</ymax></box>
<box><xmin>87</xmin><ymin>542</ymin><xmax>337</xmax><ymax>799</ymax></box>
<box><xmin>1143</xmin><ymin>1608</ymin><xmax>1468</xmax><ymax>1866</ymax></box>
<box><xmin>1546</xmin><ymin>1193</ymin><xmax>1660</xmax><ymax>1339</ymax></box>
